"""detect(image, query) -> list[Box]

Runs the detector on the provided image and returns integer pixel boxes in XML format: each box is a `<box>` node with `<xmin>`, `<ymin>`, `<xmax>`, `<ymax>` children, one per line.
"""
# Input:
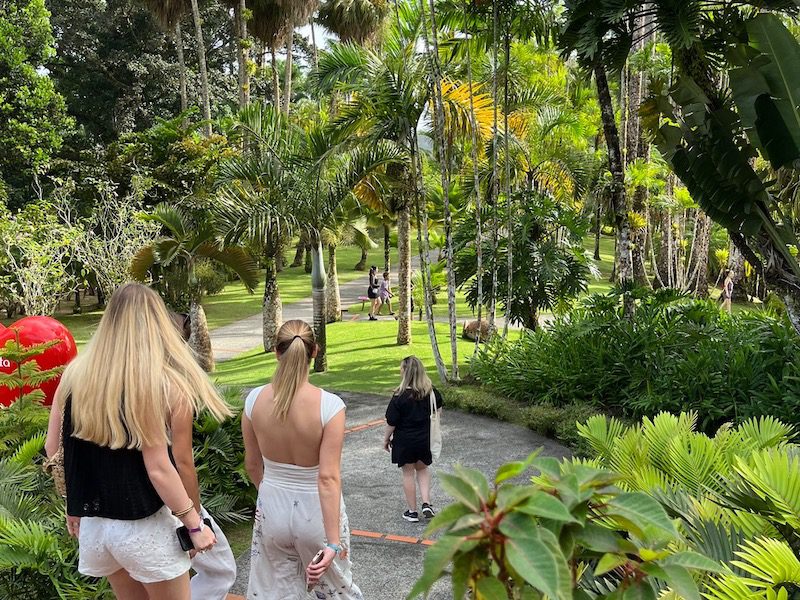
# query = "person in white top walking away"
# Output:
<box><xmin>242</xmin><ymin>319</ymin><xmax>363</xmax><ymax>599</ymax></box>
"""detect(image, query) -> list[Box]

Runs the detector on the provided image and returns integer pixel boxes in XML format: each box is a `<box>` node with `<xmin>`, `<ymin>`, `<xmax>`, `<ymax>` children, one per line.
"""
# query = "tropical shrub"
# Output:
<box><xmin>409</xmin><ymin>452</ymin><xmax>722</xmax><ymax>599</ymax></box>
<box><xmin>578</xmin><ymin>411</ymin><xmax>800</xmax><ymax>599</ymax></box>
<box><xmin>471</xmin><ymin>292</ymin><xmax>800</xmax><ymax>430</ymax></box>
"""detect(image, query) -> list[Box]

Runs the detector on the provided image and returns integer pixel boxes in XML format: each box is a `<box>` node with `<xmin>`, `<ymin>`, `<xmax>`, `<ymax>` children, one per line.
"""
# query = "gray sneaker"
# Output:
<box><xmin>402</xmin><ymin>510</ymin><xmax>419</xmax><ymax>522</ymax></box>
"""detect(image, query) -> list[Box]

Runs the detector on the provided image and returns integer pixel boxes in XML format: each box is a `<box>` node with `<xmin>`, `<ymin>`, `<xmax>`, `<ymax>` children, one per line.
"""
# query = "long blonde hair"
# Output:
<box><xmin>55</xmin><ymin>283</ymin><xmax>231</xmax><ymax>450</ymax></box>
<box><xmin>395</xmin><ymin>356</ymin><xmax>432</xmax><ymax>399</ymax></box>
<box><xmin>272</xmin><ymin>319</ymin><xmax>315</xmax><ymax>421</ymax></box>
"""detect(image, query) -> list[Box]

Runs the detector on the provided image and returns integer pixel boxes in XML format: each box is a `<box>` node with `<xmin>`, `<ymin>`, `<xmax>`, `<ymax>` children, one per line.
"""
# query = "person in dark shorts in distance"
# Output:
<box><xmin>383</xmin><ymin>356</ymin><xmax>443</xmax><ymax>522</ymax></box>
<box><xmin>367</xmin><ymin>266</ymin><xmax>380</xmax><ymax>321</ymax></box>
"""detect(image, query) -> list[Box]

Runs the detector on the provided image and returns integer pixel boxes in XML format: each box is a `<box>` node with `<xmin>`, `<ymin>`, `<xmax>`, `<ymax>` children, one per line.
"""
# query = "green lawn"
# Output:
<box><xmin>584</xmin><ymin>233</ymin><xmax>616</xmax><ymax>296</ymax></box>
<box><xmin>213</xmin><ymin>320</ymin><xmax>474</xmax><ymax>393</ymax></box>
<box><xmin>203</xmin><ymin>243</ymin><xmax>401</xmax><ymax>331</ymax></box>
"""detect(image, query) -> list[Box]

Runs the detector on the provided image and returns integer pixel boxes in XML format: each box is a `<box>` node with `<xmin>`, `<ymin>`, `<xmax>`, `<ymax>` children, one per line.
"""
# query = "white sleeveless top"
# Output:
<box><xmin>244</xmin><ymin>386</ymin><xmax>346</xmax><ymax>490</ymax></box>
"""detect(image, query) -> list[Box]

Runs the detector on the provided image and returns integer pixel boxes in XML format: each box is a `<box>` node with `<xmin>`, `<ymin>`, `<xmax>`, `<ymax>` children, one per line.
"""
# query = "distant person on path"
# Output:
<box><xmin>242</xmin><ymin>319</ymin><xmax>363</xmax><ymax>599</ymax></box>
<box><xmin>169</xmin><ymin>311</ymin><xmax>237</xmax><ymax>600</ymax></box>
<box><xmin>45</xmin><ymin>283</ymin><xmax>230</xmax><ymax>600</ymax></box>
<box><xmin>367</xmin><ymin>266</ymin><xmax>380</xmax><ymax>321</ymax></box>
<box><xmin>377</xmin><ymin>271</ymin><xmax>394</xmax><ymax>316</ymax></box>
<box><xmin>383</xmin><ymin>356</ymin><xmax>443</xmax><ymax>522</ymax></box>
<box><xmin>723</xmin><ymin>271</ymin><xmax>735</xmax><ymax>314</ymax></box>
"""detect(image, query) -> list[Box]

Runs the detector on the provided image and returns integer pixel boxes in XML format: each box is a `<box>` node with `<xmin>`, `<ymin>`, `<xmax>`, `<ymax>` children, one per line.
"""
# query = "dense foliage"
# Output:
<box><xmin>472</xmin><ymin>292</ymin><xmax>800</xmax><ymax>431</ymax></box>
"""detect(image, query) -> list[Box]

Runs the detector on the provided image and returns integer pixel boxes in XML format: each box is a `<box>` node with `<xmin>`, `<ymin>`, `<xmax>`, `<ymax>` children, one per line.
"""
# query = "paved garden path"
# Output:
<box><xmin>227</xmin><ymin>391</ymin><xmax>571</xmax><ymax>599</ymax></box>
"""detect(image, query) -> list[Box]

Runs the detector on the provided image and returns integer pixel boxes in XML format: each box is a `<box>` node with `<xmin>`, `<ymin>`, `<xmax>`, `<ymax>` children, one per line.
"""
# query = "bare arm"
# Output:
<box><xmin>318</xmin><ymin>410</ymin><xmax>346</xmax><ymax>547</ymax></box>
<box><xmin>242</xmin><ymin>414</ymin><xmax>263</xmax><ymax>488</ymax></box>
<box><xmin>45</xmin><ymin>397</ymin><xmax>62</xmax><ymax>458</ymax></box>
<box><xmin>383</xmin><ymin>424</ymin><xmax>395</xmax><ymax>451</ymax></box>
<box><xmin>171</xmin><ymin>404</ymin><xmax>201</xmax><ymax>512</ymax></box>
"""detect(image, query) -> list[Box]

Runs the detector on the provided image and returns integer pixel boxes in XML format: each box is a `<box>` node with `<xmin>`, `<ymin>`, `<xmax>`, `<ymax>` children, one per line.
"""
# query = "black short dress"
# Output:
<box><xmin>386</xmin><ymin>387</ymin><xmax>443</xmax><ymax>467</ymax></box>
<box><xmin>367</xmin><ymin>274</ymin><xmax>379</xmax><ymax>299</ymax></box>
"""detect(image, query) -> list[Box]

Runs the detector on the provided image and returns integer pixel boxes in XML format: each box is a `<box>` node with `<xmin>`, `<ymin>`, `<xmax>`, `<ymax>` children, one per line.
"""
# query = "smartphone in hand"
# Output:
<box><xmin>176</xmin><ymin>518</ymin><xmax>214</xmax><ymax>552</ymax></box>
<box><xmin>307</xmin><ymin>549</ymin><xmax>325</xmax><ymax>592</ymax></box>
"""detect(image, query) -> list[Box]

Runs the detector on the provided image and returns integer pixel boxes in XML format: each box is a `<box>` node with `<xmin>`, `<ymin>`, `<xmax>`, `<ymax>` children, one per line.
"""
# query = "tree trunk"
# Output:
<box><xmin>354</xmin><ymin>246</ymin><xmax>367</xmax><ymax>271</ymax></box>
<box><xmin>304</xmin><ymin>243</ymin><xmax>312</xmax><ymax>273</ymax></box>
<box><xmin>487</xmin><ymin>0</ymin><xmax>500</xmax><ymax>333</ymax></box>
<box><xmin>727</xmin><ymin>240</ymin><xmax>747</xmax><ymax>301</ymax></box>
<box><xmin>503</xmin><ymin>26</ymin><xmax>512</xmax><ymax>338</ymax></box>
<box><xmin>655</xmin><ymin>208</ymin><xmax>675</xmax><ymax>288</ymax></box>
<box><xmin>687</xmin><ymin>211</ymin><xmax>711</xmax><ymax>297</ymax></box>
<box><xmin>174</xmin><ymin>22</ymin><xmax>188</xmax><ymax>113</ymax></box>
<box><xmin>262</xmin><ymin>256</ymin><xmax>281</xmax><ymax>352</ymax></box>
<box><xmin>594</xmin><ymin>63</ymin><xmax>634</xmax><ymax>317</ymax></box>
<box><xmin>421</xmin><ymin>0</ymin><xmax>457</xmax><ymax>379</ymax></box>
<box><xmin>396</xmin><ymin>203</ymin><xmax>412</xmax><ymax>345</ymax></box>
<box><xmin>311</xmin><ymin>241</ymin><xmax>327</xmax><ymax>372</ymax></box>
<box><xmin>234</xmin><ymin>0</ymin><xmax>249</xmax><ymax>109</ymax></box>
<box><xmin>275</xmin><ymin>239</ymin><xmax>285</xmax><ymax>272</ymax></box>
<box><xmin>189</xmin><ymin>301</ymin><xmax>213</xmax><ymax>372</ymax></box>
<box><xmin>383</xmin><ymin>222</ymin><xmax>391</xmax><ymax>273</ymax></box>
<box><xmin>190</xmin><ymin>0</ymin><xmax>212</xmax><ymax>136</ymax></box>
<box><xmin>291</xmin><ymin>239</ymin><xmax>305</xmax><ymax>267</ymax></box>
<box><xmin>282</xmin><ymin>33</ymin><xmax>293</xmax><ymax>116</ymax></box>
<box><xmin>325</xmin><ymin>244</ymin><xmax>341</xmax><ymax>323</ymax></box>
<box><xmin>271</xmin><ymin>44</ymin><xmax>280</xmax><ymax>111</ymax></box>
<box><xmin>594</xmin><ymin>203</ymin><xmax>602</xmax><ymax>261</ymax></box>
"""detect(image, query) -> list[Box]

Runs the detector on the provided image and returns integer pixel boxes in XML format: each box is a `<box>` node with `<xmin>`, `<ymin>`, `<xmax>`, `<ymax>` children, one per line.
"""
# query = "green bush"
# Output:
<box><xmin>472</xmin><ymin>293</ymin><xmax>800</xmax><ymax>431</ymax></box>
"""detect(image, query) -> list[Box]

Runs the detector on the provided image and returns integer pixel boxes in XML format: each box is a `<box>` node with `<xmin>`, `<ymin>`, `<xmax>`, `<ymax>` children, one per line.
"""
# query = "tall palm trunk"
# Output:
<box><xmin>174</xmin><ymin>22</ymin><xmax>188</xmax><ymax>112</ymax></box>
<box><xmin>282</xmin><ymin>33</ymin><xmax>293</xmax><ymax>116</ymax></box>
<box><xmin>594</xmin><ymin>203</ymin><xmax>602</xmax><ymax>260</ymax></box>
<box><xmin>291</xmin><ymin>240</ymin><xmax>305</xmax><ymax>267</ymax></box>
<box><xmin>464</xmin><ymin>2</ymin><xmax>483</xmax><ymax>349</ymax></box>
<box><xmin>262</xmin><ymin>255</ymin><xmax>281</xmax><ymax>352</ymax></box>
<box><xmin>383</xmin><ymin>222</ymin><xmax>391</xmax><ymax>273</ymax></box>
<box><xmin>421</xmin><ymin>0</ymin><xmax>457</xmax><ymax>380</ymax></box>
<box><xmin>311</xmin><ymin>241</ymin><xmax>327</xmax><ymax>372</ymax></box>
<box><xmin>411</xmin><ymin>135</ymin><xmax>447</xmax><ymax>383</ymax></box>
<box><xmin>271</xmin><ymin>44</ymin><xmax>281</xmax><ymax>111</ymax></box>
<box><xmin>190</xmin><ymin>0</ymin><xmax>212</xmax><ymax>136</ymax></box>
<box><xmin>396</xmin><ymin>202</ymin><xmax>412</xmax><ymax>345</ymax></box>
<box><xmin>727</xmin><ymin>240</ymin><xmax>747</xmax><ymax>301</ymax></box>
<box><xmin>594</xmin><ymin>63</ymin><xmax>634</xmax><ymax>317</ymax></box>
<box><xmin>354</xmin><ymin>246</ymin><xmax>367</xmax><ymax>271</ymax></box>
<box><xmin>325</xmin><ymin>244</ymin><xmax>341</xmax><ymax>323</ymax></box>
<box><xmin>487</xmin><ymin>0</ymin><xmax>500</xmax><ymax>332</ymax></box>
<box><xmin>234</xmin><ymin>0</ymin><xmax>249</xmax><ymax>108</ymax></box>
<box><xmin>687</xmin><ymin>211</ymin><xmax>711</xmax><ymax>297</ymax></box>
<box><xmin>189</xmin><ymin>301</ymin><xmax>214</xmax><ymax>372</ymax></box>
<box><xmin>503</xmin><ymin>26</ymin><xmax>513</xmax><ymax>336</ymax></box>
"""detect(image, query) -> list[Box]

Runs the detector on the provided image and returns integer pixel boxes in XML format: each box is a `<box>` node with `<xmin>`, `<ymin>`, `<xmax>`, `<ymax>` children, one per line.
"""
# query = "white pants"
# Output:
<box><xmin>247</xmin><ymin>478</ymin><xmax>363</xmax><ymax>600</ymax></box>
<box><xmin>191</xmin><ymin>508</ymin><xmax>237</xmax><ymax>600</ymax></box>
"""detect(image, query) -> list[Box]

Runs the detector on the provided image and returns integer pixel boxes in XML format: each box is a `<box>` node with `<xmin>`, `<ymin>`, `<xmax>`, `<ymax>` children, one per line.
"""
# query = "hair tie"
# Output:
<box><xmin>293</xmin><ymin>335</ymin><xmax>303</xmax><ymax>341</ymax></box>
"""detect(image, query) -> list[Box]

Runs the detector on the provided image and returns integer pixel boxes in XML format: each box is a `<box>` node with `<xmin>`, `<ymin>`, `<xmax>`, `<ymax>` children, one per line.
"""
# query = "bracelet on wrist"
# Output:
<box><xmin>325</xmin><ymin>542</ymin><xmax>342</xmax><ymax>553</ymax></box>
<box><xmin>172</xmin><ymin>501</ymin><xmax>195</xmax><ymax>519</ymax></box>
<box><xmin>188</xmin><ymin>521</ymin><xmax>204</xmax><ymax>534</ymax></box>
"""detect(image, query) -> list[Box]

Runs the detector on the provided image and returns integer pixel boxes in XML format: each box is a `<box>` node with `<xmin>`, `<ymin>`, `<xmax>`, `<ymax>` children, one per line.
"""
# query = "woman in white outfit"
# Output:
<box><xmin>242</xmin><ymin>319</ymin><xmax>363</xmax><ymax>599</ymax></box>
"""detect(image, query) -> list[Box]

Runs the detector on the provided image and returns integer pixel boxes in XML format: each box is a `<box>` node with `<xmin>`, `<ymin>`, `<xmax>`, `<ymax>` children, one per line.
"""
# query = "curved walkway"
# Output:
<box><xmin>228</xmin><ymin>391</ymin><xmax>571</xmax><ymax>598</ymax></box>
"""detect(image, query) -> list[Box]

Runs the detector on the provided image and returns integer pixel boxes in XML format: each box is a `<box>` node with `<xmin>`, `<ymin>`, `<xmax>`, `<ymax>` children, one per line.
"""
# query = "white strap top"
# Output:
<box><xmin>244</xmin><ymin>385</ymin><xmax>345</xmax><ymax>427</ymax></box>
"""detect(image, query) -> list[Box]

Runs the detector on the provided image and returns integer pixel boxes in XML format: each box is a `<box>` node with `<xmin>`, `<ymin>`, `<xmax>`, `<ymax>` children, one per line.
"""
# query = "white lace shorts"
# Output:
<box><xmin>78</xmin><ymin>505</ymin><xmax>191</xmax><ymax>584</ymax></box>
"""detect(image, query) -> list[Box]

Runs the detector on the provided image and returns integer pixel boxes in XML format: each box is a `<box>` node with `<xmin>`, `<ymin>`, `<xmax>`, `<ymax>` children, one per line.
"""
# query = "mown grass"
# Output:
<box><xmin>213</xmin><ymin>320</ymin><xmax>474</xmax><ymax>394</ymax></box>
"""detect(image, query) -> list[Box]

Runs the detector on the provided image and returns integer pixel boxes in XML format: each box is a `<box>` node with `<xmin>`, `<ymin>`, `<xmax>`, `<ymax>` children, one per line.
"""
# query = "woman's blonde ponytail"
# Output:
<box><xmin>271</xmin><ymin>320</ymin><xmax>315</xmax><ymax>421</ymax></box>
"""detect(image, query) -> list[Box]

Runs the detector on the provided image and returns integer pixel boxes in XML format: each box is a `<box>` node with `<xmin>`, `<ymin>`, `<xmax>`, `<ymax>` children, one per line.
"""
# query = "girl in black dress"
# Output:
<box><xmin>383</xmin><ymin>356</ymin><xmax>443</xmax><ymax>522</ymax></box>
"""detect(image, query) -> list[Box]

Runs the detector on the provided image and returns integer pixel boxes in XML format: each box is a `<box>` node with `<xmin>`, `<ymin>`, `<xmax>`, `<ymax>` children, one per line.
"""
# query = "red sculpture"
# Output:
<box><xmin>0</xmin><ymin>316</ymin><xmax>78</xmax><ymax>407</ymax></box>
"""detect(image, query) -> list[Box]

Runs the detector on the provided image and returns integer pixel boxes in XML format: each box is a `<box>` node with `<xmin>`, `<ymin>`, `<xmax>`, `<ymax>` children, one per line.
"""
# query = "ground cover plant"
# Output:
<box><xmin>472</xmin><ymin>291</ymin><xmax>800</xmax><ymax>431</ymax></box>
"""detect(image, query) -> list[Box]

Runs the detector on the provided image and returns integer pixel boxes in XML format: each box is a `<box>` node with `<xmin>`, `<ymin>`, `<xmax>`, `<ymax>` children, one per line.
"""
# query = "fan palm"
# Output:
<box><xmin>131</xmin><ymin>204</ymin><xmax>260</xmax><ymax>371</ymax></box>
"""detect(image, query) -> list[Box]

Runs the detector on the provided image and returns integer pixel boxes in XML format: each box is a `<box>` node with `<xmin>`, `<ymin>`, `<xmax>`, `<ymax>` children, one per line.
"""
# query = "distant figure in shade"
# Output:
<box><xmin>723</xmin><ymin>271</ymin><xmax>735</xmax><ymax>314</ymax></box>
<box><xmin>377</xmin><ymin>271</ymin><xmax>394</xmax><ymax>316</ymax></box>
<box><xmin>367</xmin><ymin>266</ymin><xmax>380</xmax><ymax>321</ymax></box>
<box><xmin>383</xmin><ymin>356</ymin><xmax>443</xmax><ymax>523</ymax></box>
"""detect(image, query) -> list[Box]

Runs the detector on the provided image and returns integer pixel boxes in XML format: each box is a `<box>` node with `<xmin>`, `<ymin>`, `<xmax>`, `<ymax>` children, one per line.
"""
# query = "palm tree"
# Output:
<box><xmin>189</xmin><ymin>0</ymin><xmax>213</xmax><ymax>135</ymax></box>
<box><xmin>222</xmin><ymin>0</ymin><xmax>251</xmax><ymax>108</ymax></box>
<box><xmin>131</xmin><ymin>204</ymin><xmax>260</xmax><ymax>371</ymax></box>
<box><xmin>135</xmin><ymin>0</ymin><xmax>190</xmax><ymax>112</ymax></box>
<box><xmin>214</xmin><ymin>103</ymin><xmax>300</xmax><ymax>352</ymax></box>
<box><xmin>249</xmin><ymin>0</ymin><xmax>290</xmax><ymax>110</ymax></box>
<box><xmin>317</xmin><ymin>0</ymin><xmax>390</xmax><ymax>45</ymax></box>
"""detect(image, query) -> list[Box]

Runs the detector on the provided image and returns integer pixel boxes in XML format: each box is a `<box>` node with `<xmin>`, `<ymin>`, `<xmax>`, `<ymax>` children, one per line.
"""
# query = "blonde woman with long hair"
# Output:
<box><xmin>242</xmin><ymin>319</ymin><xmax>363</xmax><ymax>599</ymax></box>
<box><xmin>45</xmin><ymin>283</ymin><xmax>231</xmax><ymax>600</ymax></box>
<box><xmin>383</xmin><ymin>356</ymin><xmax>443</xmax><ymax>522</ymax></box>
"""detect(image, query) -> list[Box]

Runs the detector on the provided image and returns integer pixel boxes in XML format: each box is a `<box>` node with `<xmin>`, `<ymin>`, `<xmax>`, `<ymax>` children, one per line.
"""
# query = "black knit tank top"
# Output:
<box><xmin>63</xmin><ymin>397</ymin><xmax>171</xmax><ymax>520</ymax></box>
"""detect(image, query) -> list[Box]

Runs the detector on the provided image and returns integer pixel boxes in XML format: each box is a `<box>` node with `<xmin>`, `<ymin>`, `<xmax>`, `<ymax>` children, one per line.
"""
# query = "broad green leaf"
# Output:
<box><xmin>498</xmin><ymin>511</ymin><xmax>540</xmax><ymax>539</ymax></box>
<box><xmin>516</xmin><ymin>491</ymin><xmax>578</xmax><ymax>523</ymax></box>
<box><xmin>496</xmin><ymin>484</ymin><xmax>537</xmax><ymax>511</ymax></box>
<box><xmin>450</xmin><ymin>513</ymin><xmax>485</xmax><ymax>534</ymax></box>
<box><xmin>454</xmin><ymin>465</ymin><xmax>491</xmax><ymax>504</ymax></box>
<box><xmin>451</xmin><ymin>552</ymin><xmax>472</xmax><ymax>600</ymax></box>
<box><xmin>495</xmin><ymin>450</ymin><xmax>540</xmax><ymax>485</ymax></box>
<box><xmin>505</xmin><ymin>529</ymin><xmax>568</xmax><ymax>600</ymax></box>
<box><xmin>425</xmin><ymin>502</ymin><xmax>473</xmax><ymax>535</ymax></box>
<box><xmin>406</xmin><ymin>535</ymin><xmax>467</xmax><ymax>599</ymax></box>
<box><xmin>439</xmin><ymin>472</ymin><xmax>482</xmax><ymax>512</ymax></box>
<box><xmin>622</xmin><ymin>581</ymin><xmax>657</xmax><ymax>600</ymax></box>
<box><xmin>662</xmin><ymin>565</ymin><xmax>700</xmax><ymax>600</ymax></box>
<box><xmin>532</xmin><ymin>456</ymin><xmax>561</xmax><ymax>479</ymax></box>
<box><xmin>606</xmin><ymin>492</ymin><xmax>677</xmax><ymax>539</ymax></box>
<box><xmin>575</xmin><ymin>523</ymin><xmax>636</xmax><ymax>554</ymax></box>
<box><xmin>595</xmin><ymin>553</ymin><xmax>629</xmax><ymax>576</ymax></box>
<box><xmin>662</xmin><ymin>551</ymin><xmax>725</xmax><ymax>574</ymax></box>
<box><xmin>476</xmin><ymin>576</ymin><xmax>507</xmax><ymax>599</ymax></box>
